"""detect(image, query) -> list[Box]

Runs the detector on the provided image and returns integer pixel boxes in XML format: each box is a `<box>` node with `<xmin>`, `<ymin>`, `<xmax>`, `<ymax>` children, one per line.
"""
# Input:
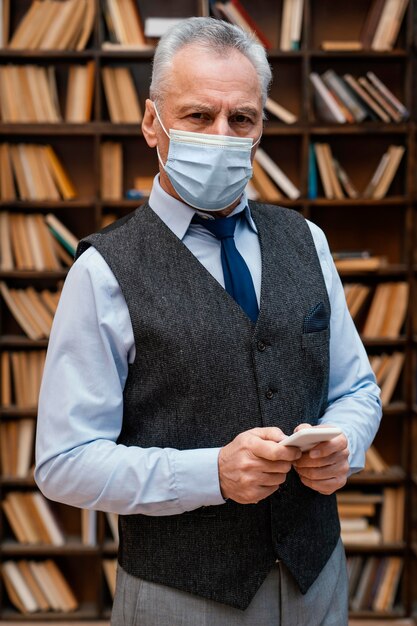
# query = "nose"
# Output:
<box><xmin>210</xmin><ymin>115</ymin><xmax>233</xmax><ymax>136</ymax></box>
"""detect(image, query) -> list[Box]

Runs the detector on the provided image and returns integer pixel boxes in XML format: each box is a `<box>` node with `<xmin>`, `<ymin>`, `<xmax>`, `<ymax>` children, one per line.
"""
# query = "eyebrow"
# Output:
<box><xmin>177</xmin><ymin>103</ymin><xmax>260</xmax><ymax>118</ymax></box>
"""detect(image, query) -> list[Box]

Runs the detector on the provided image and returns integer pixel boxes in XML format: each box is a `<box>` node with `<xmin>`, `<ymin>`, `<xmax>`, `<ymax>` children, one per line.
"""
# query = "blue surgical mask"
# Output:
<box><xmin>153</xmin><ymin>103</ymin><xmax>261</xmax><ymax>212</ymax></box>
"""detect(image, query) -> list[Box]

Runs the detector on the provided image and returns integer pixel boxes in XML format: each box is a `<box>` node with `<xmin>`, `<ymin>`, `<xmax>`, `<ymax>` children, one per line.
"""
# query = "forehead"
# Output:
<box><xmin>165</xmin><ymin>44</ymin><xmax>262</xmax><ymax>109</ymax></box>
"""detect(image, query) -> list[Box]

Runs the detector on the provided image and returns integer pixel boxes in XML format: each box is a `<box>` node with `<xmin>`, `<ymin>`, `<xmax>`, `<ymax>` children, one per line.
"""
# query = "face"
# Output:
<box><xmin>142</xmin><ymin>43</ymin><xmax>263</xmax><ymax>212</ymax></box>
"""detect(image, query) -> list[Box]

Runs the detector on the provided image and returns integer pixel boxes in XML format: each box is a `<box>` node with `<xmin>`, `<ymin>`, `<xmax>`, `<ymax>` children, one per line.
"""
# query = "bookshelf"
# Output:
<box><xmin>0</xmin><ymin>0</ymin><xmax>416</xmax><ymax>622</ymax></box>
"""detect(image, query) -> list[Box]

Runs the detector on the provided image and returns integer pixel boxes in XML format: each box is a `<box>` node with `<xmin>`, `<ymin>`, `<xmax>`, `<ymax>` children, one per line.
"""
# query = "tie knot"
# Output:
<box><xmin>192</xmin><ymin>213</ymin><xmax>240</xmax><ymax>240</ymax></box>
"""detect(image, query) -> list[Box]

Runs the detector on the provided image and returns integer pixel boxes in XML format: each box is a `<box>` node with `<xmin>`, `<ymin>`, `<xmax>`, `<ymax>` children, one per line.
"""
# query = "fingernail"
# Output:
<box><xmin>310</xmin><ymin>450</ymin><xmax>321</xmax><ymax>458</ymax></box>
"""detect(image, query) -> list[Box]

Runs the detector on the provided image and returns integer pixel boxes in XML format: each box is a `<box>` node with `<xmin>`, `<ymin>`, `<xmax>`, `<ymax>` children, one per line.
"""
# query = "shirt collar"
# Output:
<box><xmin>148</xmin><ymin>174</ymin><xmax>258</xmax><ymax>240</ymax></box>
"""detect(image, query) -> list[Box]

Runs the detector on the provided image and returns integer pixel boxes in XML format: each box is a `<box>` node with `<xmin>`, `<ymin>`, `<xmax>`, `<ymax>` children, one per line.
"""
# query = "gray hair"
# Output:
<box><xmin>149</xmin><ymin>17</ymin><xmax>272</xmax><ymax>108</ymax></box>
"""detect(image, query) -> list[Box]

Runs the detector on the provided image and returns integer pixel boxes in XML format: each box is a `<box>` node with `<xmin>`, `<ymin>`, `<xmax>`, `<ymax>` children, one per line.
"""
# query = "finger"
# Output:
<box><xmin>298</xmin><ymin>475</ymin><xmax>347</xmax><ymax>495</ymax></box>
<box><xmin>294</xmin><ymin>423</ymin><xmax>313</xmax><ymax>432</ymax></box>
<box><xmin>295</xmin><ymin>459</ymin><xmax>349</xmax><ymax>481</ymax></box>
<box><xmin>295</xmin><ymin>448</ymin><xmax>349</xmax><ymax>469</ymax></box>
<box><xmin>308</xmin><ymin>434</ymin><xmax>348</xmax><ymax>459</ymax></box>
<box><xmin>250</xmin><ymin>437</ymin><xmax>301</xmax><ymax>462</ymax></box>
<box><xmin>250</xmin><ymin>427</ymin><xmax>285</xmax><ymax>442</ymax></box>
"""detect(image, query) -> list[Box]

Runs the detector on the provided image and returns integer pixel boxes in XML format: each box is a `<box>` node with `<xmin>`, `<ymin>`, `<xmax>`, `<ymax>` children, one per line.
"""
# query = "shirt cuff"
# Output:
<box><xmin>168</xmin><ymin>447</ymin><xmax>226</xmax><ymax>512</ymax></box>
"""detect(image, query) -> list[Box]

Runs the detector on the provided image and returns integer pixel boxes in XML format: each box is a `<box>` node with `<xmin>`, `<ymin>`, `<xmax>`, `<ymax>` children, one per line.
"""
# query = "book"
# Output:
<box><xmin>254</xmin><ymin>148</ymin><xmax>300</xmax><ymax>199</ymax></box>
<box><xmin>309</xmin><ymin>72</ymin><xmax>346</xmax><ymax>124</ymax></box>
<box><xmin>251</xmin><ymin>159</ymin><xmax>282</xmax><ymax>203</ymax></box>
<box><xmin>343</xmin><ymin>73</ymin><xmax>390</xmax><ymax>123</ymax></box>
<box><xmin>307</xmin><ymin>143</ymin><xmax>318</xmax><ymax>200</ymax></box>
<box><xmin>102</xmin><ymin>66</ymin><xmax>142</xmax><ymax>123</ymax></box>
<box><xmin>321</xmin><ymin>40</ymin><xmax>363</xmax><ymax>51</ymax></box>
<box><xmin>101</xmin><ymin>142</ymin><xmax>123</xmax><ymax>200</ymax></box>
<box><xmin>45</xmin><ymin>213</ymin><xmax>78</xmax><ymax>257</ymax></box>
<box><xmin>362</xmin><ymin>282</ymin><xmax>408</xmax><ymax>339</ymax></box>
<box><xmin>321</xmin><ymin>70</ymin><xmax>368</xmax><ymax>123</ymax></box>
<box><xmin>65</xmin><ymin>62</ymin><xmax>95</xmax><ymax>123</ymax></box>
<box><xmin>264</xmin><ymin>97</ymin><xmax>297</xmax><ymax>125</ymax></box>
<box><xmin>2</xmin><ymin>560</ymin><xmax>38</xmax><ymax>613</ymax></box>
<box><xmin>371</xmin><ymin>0</ymin><xmax>409</xmax><ymax>51</ymax></box>
<box><xmin>372</xmin><ymin>145</ymin><xmax>405</xmax><ymax>199</ymax></box>
<box><xmin>8</xmin><ymin>0</ymin><xmax>94</xmax><ymax>51</ymax></box>
<box><xmin>358</xmin><ymin>75</ymin><xmax>403</xmax><ymax>122</ymax></box>
<box><xmin>372</xmin><ymin>557</ymin><xmax>403</xmax><ymax>610</ymax></box>
<box><xmin>103</xmin><ymin>0</ymin><xmax>150</xmax><ymax>49</ymax></box>
<box><xmin>332</xmin><ymin>158</ymin><xmax>359</xmax><ymax>199</ymax></box>
<box><xmin>43</xmin><ymin>145</ymin><xmax>77</xmax><ymax>199</ymax></box>
<box><xmin>360</xmin><ymin>0</ymin><xmax>387</xmax><ymax>48</ymax></box>
<box><xmin>212</xmin><ymin>1</ymin><xmax>272</xmax><ymax>49</ymax></box>
<box><xmin>313</xmin><ymin>143</ymin><xmax>335</xmax><ymax>199</ymax></box>
<box><xmin>364</xmin><ymin>445</ymin><xmax>389</xmax><ymax>473</ymax></box>
<box><xmin>366</xmin><ymin>71</ymin><xmax>409</xmax><ymax>120</ymax></box>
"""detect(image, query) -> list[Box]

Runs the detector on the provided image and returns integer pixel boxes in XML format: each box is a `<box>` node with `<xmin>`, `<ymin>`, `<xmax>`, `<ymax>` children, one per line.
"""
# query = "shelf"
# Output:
<box><xmin>0</xmin><ymin>407</ymin><xmax>37</xmax><ymax>418</ymax></box>
<box><xmin>0</xmin><ymin>0</ymin><xmax>416</xmax><ymax>622</ymax></box>
<box><xmin>0</xmin><ymin>337</ymin><xmax>49</xmax><ymax>349</ymax></box>
<box><xmin>0</xmin><ymin>271</ymin><xmax>67</xmax><ymax>281</ymax></box>
<box><xmin>349</xmin><ymin>467</ymin><xmax>406</xmax><ymax>485</ymax></box>
<box><xmin>0</xmin><ymin>542</ymin><xmax>100</xmax><ymax>557</ymax></box>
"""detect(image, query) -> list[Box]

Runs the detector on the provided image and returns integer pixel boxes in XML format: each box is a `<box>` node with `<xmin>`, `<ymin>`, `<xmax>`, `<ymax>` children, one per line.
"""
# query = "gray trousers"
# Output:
<box><xmin>111</xmin><ymin>538</ymin><xmax>348</xmax><ymax>626</ymax></box>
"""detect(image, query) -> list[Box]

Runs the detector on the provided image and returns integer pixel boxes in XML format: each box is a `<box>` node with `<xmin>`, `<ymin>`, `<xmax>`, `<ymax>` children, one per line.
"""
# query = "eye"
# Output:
<box><xmin>190</xmin><ymin>112</ymin><xmax>210</xmax><ymax>120</ymax></box>
<box><xmin>231</xmin><ymin>114</ymin><xmax>253</xmax><ymax>125</ymax></box>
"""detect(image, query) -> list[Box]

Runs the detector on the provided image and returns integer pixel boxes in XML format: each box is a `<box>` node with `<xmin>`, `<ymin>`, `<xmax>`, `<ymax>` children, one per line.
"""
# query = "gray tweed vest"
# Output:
<box><xmin>76</xmin><ymin>201</ymin><xmax>340</xmax><ymax>610</ymax></box>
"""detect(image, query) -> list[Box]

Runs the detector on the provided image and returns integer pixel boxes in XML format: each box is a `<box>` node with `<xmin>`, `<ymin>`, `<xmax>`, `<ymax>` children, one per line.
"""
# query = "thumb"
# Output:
<box><xmin>294</xmin><ymin>423</ymin><xmax>312</xmax><ymax>432</ymax></box>
<box><xmin>250</xmin><ymin>426</ymin><xmax>286</xmax><ymax>443</ymax></box>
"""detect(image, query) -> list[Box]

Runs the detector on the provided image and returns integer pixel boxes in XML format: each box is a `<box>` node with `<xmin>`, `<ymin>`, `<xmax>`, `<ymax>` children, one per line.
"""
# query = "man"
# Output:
<box><xmin>35</xmin><ymin>17</ymin><xmax>382</xmax><ymax>626</ymax></box>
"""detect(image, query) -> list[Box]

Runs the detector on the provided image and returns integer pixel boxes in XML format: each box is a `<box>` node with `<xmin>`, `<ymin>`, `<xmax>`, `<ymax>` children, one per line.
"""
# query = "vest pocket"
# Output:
<box><xmin>301</xmin><ymin>327</ymin><xmax>330</xmax><ymax>349</ymax></box>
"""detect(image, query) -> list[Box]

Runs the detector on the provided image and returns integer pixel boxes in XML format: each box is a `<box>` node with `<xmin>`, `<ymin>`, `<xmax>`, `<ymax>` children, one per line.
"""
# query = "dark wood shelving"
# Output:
<box><xmin>0</xmin><ymin>0</ymin><xmax>416</xmax><ymax>623</ymax></box>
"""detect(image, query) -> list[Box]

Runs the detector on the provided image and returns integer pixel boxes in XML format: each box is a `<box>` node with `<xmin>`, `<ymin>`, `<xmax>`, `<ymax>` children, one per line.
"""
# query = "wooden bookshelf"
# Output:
<box><xmin>0</xmin><ymin>0</ymin><xmax>416</xmax><ymax>622</ymax></box>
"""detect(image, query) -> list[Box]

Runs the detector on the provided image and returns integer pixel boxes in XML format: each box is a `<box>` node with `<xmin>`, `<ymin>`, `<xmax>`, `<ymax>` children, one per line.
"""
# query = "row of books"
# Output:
<box><xmin>0</xmin><ymin>282</ymin><xmax>61</xmax><ymax>340</ymax></box>
<box><xmin>333</xmin><ymin>253</ymin><xmax>387</xmax><ymax>274</ymax></box>
<box><xmin>310</xmin><ymin>69</ymin><xmax>409</xmax><ymax>125</ymax></box>
<box><xmin>102</xmin><ymin>66</ymin><xmax>143</xmax><ymax>123</ymax></box>
<box><xmin>0</xmin><ymin>143</ymin><xmax>76</xmax><ymax>201</ymax></box>
<box><xmin>5</xmin><ymin>0</ymin><xmax>95</xmax><ymax>51</ymax></box>
<box><xmin>369</xmin><ymin>352</ymin><xmax>405</xmax><ymax>407</ymax></box>
<box><xmin>2</xmin><ymin>491</ymin><xmax>65</xmax><ymax>546</ymax></box>
<box><xmin>0</xmin><ymin>418</ymin><xmax>35</xmax><ymax>479</ymax></box>
<box><xmin>344</xmin><ymin>281</ymin><xmax>409</xmax><ymax>339</ymax></box>
<box><xmin>0</xmin><ymin>63</ymin><xmax>95</xmax><ymax>124</ymax></box>
<box><xmin>0</xmin><ymin>212</ymin><xmax>77</xmax><ymax>271</ymax></box>
<box><xmin>364</xmin><ymin>445</ymin><xmax>390</xmax><ymax>474</ymax></box>
<box><xmin>2</xmin><ymin>493</ymin><xmax>115</xmax><ymax>549</ymax></box>
<box><xmin>322</xmin><ymin>0</ymin><xmax>409</xmax><ymax>52</ymax></box>
<box><xmin>310</xmin><ymin>142</ymin><xmax>405</xmax><ymax>201</ymax></box>
<box><xmin>2</xmin><ymin>0</ymin><xmax>409</xmax><ymax>52</ymax></box>
<box><xmin>1</xmin><ymin>349</ymin><xmax>46</xmax><ymax>407</ymax></box>
<box><xmin>338</xmin><ymin>487</ymin><xmax>405</xmax><ymax>545</ymax></box>
<box><xmin>103</xmin><ymin>0</ymin><xmax>150</xmax><ymax>50</ymax></box>
<box><xmin>347</xmin><ymin>555</ymin><xmax>403</xmax><ymax>612</ymax></box>
<box><xmin>2</xmin><ymin>559</ymin><xmax>78</xmax><ymax>613</ymax></box>
<box><xmin>100</xmin><ymin>141</ymin><xmax>154</xmax><ymax>201</ymax></box>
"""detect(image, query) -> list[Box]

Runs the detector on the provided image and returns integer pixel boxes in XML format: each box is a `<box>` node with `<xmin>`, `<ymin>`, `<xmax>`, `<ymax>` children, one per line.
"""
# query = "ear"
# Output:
<box><xmin>142</xmin><ymin>99</ymin><xmax>158</xmax><ymax>148</ymax></box>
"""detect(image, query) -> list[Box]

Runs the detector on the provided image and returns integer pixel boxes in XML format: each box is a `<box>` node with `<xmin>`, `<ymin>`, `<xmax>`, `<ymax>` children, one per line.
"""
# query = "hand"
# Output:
<box><xmin>218</xmin><ymin>427</ymin><xmax>302</xmax><ymax>504</ymax></box>
<box><xmin>292</xmin><ymin>423</ymin><xmax>350</xmax><ymax>495</ymax></box>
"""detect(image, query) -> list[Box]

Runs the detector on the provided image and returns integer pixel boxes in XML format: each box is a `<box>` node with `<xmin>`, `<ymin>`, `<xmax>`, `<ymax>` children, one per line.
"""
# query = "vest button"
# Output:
<box><xmin>265</xmin><ymin>388</ymin><xmax>274</xmax><ymax>399</ymax></box>
<box><xmin>257</xmin><ymin>340</ymin><xmax>266</xmax><ymax>352</ymax></box>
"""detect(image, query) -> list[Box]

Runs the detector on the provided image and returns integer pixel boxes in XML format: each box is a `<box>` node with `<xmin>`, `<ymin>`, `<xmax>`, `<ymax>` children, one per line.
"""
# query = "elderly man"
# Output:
<box><xmin>36</xmin><ymin>17</ymin><xmax>381</xmax><ymax>626</ymax></box>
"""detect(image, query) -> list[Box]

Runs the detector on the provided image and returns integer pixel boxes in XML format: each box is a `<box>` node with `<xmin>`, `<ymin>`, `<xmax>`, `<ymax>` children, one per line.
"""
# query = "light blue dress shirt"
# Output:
<box><xmin>35</xmin><ymin>175</ymin><xmax>382</xmax><ymax>515</ymax></box>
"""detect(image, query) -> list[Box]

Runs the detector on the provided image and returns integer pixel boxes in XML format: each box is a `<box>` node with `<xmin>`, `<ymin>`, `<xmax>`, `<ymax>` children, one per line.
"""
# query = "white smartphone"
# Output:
<box><xmin>278</xmin><ymin>427</ymin><xmax>342</xmax><ymax>452</ymax></box>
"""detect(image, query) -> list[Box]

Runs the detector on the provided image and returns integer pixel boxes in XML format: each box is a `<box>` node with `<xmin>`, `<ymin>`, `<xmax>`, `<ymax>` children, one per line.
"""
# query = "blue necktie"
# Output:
<box><xmin>192</xmin><ymin>213</ymin><xmax>259</xmax><ymax>323</ymax></box>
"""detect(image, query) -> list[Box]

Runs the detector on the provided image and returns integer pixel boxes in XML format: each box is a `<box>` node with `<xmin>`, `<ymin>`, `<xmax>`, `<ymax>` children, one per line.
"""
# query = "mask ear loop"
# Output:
<box><xmin>152</xmin><ymin>101</ymin><xmax>171</xmax><ymax>170</ymax></box>
<box><xmin>152</xmin><ymin>101</ymin><xmax>170</xmax><ymax>138</ymax></box>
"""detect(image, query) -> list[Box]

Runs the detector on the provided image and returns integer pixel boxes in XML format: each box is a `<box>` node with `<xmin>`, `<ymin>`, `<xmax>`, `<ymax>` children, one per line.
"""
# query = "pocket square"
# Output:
<box><xmin>303</xmin><ymin>301</ymin><xmax>329</xmax><ymax>333</ymax></box>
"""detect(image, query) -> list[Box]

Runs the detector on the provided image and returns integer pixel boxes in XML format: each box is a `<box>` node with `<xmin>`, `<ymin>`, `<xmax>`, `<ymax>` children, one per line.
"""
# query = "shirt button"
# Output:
<box><xmin>265</xmin><ymin>388</ymin><xmax>274</xmax><ymax>400</ymax></box>
<box><xmin>257</xmin><ymin>340</ymin><xmax>266</xmax><ymax>352</ymax></box>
